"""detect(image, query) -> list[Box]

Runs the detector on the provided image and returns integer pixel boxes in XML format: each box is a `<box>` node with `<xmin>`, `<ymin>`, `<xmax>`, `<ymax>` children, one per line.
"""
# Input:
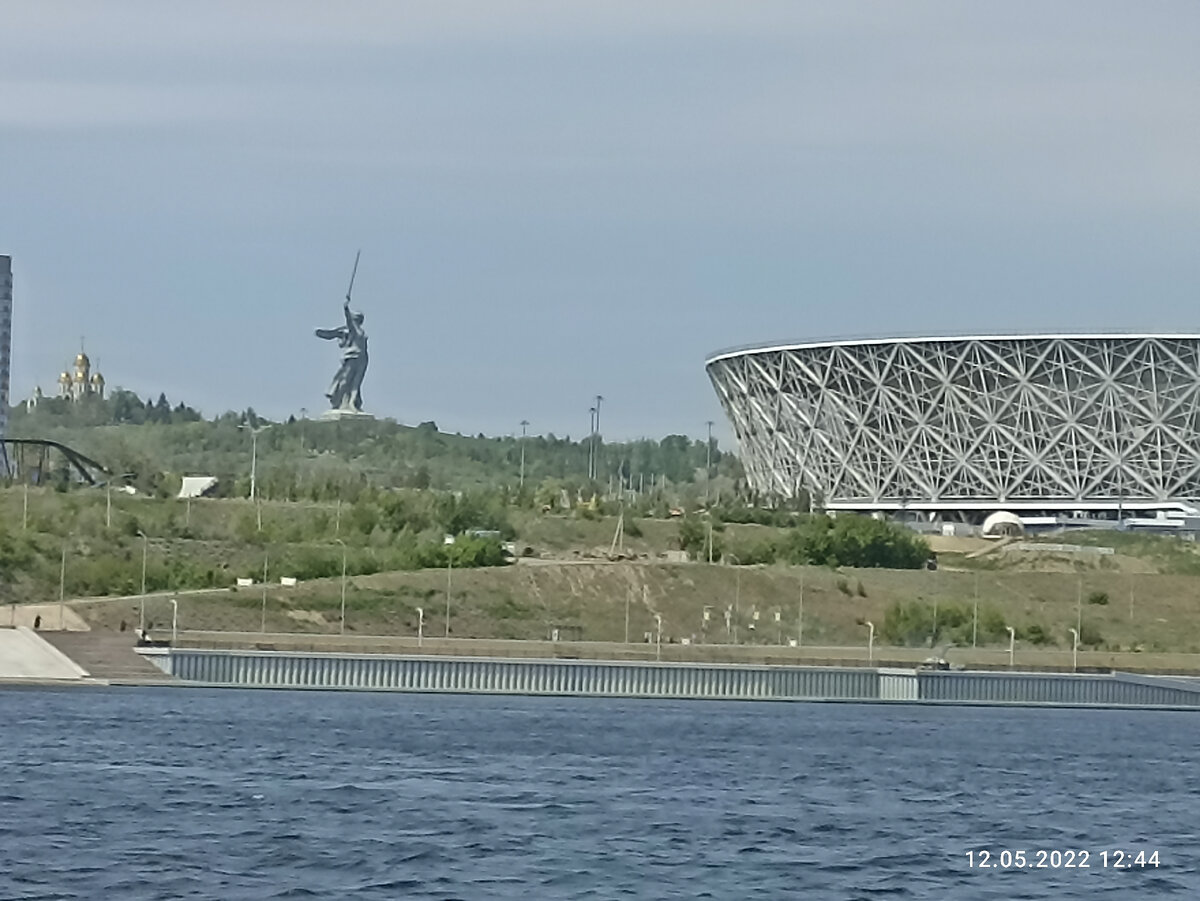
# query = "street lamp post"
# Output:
<box><xmin>726</xmin><ymin>553</ymin><xmax>740</xmax><ymax>643</ymax></box>
<box><xmin>972</xmin><ymin>572</ymin><xmax>979</xmax><ymax>648</ymax></box>
<box><xmin>702</xmin><ymin>605</ymin><xmax>712</xmax><ymax>643</ymax></box>
<box><xmin>59</xmin><ymin>539</ymin><xmax>68</xmax><ymax>629</ymax></box>
<box><xmin>705</xmin><ymin>420</ymin><xmax>714</xmax><ymax>503</ymax></box>
<box><xmin>1068</xmin><ymin>627</ymin><xmax>1079</xmax><ymax>673</ymax></box>
<box><xmin>138</xmin><ymin>530</ymin><xmax>149</xmax><ymax>632</ymax></box>
<box><xmin>416</xmin><ymin>606</ymin><xmax>424</xmax><ymax>646</ymax></box>
<box><xmin>444</xmin><ymin>535</ymin><xmax>455</xmax><ymax>638</ymax></box>
<box><xmin>1007</xmin><ymin>626</ymin><xmax>1016</xmax><ymax>669</ymax></box>
<box><xmin>335</xmin><ymin>538</ymin><xmax>348</xmax><ymax>635</ymax></box>
<box><xmin>865</xmin><ymin>620</ymin><xmax>875</xmax><ymax>664</ymax></box>
<box><xmin>519</xmin><ymin>420</ymin><xmax>529</xmax><ymax>490</ymax></box>
<box><xmin>260</xmin><ymin>551</ymin><xmax>269</xmax><ymax>633</ymax></box>
<box><xmin>798</xmin><ymin>567</ymin><xmax>805</xmax><ymax>649</ymax></box>
<box><xmin>170</xmin><ymin>597</ymin><xmax>178</xmax><ymax>645</ymax></box>
<box><xmin>654</xmin><ymin>613</ymin><xmax>662</xmax><ymax>662</ymax></box>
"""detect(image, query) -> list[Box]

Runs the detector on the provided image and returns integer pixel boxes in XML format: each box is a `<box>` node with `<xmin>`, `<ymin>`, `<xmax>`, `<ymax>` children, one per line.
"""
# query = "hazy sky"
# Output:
<box><xmin>2</xmin><ymin>2</ymin><xmax>1197</xmax><ymax>443</ymax></box>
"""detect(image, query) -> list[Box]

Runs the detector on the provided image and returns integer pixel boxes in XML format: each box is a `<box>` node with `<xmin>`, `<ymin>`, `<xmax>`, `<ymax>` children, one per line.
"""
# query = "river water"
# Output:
<box><xmin>1</xmin><ymin>687</ymin><xmax>1196</xmax><ymax>898</ymax></box>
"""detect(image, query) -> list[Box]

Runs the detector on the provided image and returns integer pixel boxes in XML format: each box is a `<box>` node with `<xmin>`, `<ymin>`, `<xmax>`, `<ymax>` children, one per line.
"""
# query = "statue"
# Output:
<box><xmin>315</xmin><ymin>252</ymin><xmax>369</xmax><ymax>414</ymax></box>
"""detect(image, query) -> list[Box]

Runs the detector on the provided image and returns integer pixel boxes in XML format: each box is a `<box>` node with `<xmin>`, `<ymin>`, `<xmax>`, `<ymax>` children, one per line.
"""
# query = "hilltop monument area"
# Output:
<box><xmin>314</xmin><ymin>251</ymin><xmax>374</xmax><ymax>421</ymax></box>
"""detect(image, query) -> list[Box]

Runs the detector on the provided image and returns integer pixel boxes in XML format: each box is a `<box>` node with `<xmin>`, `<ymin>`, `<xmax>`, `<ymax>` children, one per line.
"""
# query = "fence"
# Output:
<box><xmin>157</xmin><ymin>649</ymin><xmax>1200</xmax><ymax>709</ymax></box>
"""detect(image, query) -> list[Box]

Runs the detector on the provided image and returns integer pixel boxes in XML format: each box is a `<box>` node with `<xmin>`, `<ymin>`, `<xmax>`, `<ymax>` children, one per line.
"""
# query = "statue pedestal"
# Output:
<box><xmin>320</xmin><ymin>409</ymin><xmax>375</xmax><ymax>422</ymax></box>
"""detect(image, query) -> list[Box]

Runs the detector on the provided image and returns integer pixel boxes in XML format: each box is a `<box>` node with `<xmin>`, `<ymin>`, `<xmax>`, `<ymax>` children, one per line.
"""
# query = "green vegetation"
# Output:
<box><xmin>7</xmin><ymin>395</ymin><xmax>1200</xmax><ymax>662</ymax></box>
<box><xmin>880</xmin><ymin>599</ymin><xmax>1011</xmax><ymax>648</ymax></box>
<box><xmin>0</xmin><ymin>486</ymin><xmax>514</xmax><ymax>602</ymax></box>
<box><xmin>8</xmin><ymin>395</ymin><xmax>742</xmax><ymax>500</ymax></box>
<box><xmin>715</xmin><ymin>513</ymin><xmax>931</xmax><ymax>569</ymax></box>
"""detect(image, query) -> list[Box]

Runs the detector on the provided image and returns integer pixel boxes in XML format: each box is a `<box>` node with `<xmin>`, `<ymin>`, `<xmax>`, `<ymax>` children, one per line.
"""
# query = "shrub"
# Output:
<box><xmin>775</xmin><ymin>514</ymin><xmax>929</xmax><ymax>569</ymax></box>
<box><xmin>1022</xmin><ymin>622</ymin><xmax>1056</xmax><ymax>646</ymax></box>
<box><xmin>881</xmin><ymin>600</ymin><xmax>934</xmax><ymax>646</ymax></box>
<box><xmin>1079</xmin><ymin>621</ymin><xmax>1104</xmax><ymax>648</ymax></box>
<box><xmin>976</xmin><ymin>607</ymin><xmax>1009</xmax><ymax>643</ymax></box>
<box><xmin>1087</xmin><ymin>591</ymin><xmax>1109</xmax><ymax>606</ymax></box>
<box><xmin>679</xmin><ymin>518</ymin><xmax>722</xmax><ymax>562</ymax></box>
<box><xmin>726</xmin><ymin>540</ymin><xmax>776</xmax><ymax>566</ymax></box>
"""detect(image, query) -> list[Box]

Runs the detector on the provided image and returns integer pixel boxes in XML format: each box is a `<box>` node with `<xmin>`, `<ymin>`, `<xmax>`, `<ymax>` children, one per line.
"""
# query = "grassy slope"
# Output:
<box><xmin>71</xmin><ymin>552</ymin><xmax>1200</xmax><ymax>657</ymax></box>
<box><xmin>7</xmin><ymin>486</ymin><xmax>1200</xmax><ymax>656</ymax></box>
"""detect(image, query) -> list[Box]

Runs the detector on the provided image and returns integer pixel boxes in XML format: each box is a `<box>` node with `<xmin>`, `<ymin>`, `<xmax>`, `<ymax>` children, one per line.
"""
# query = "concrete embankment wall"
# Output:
<box><xmin>163</xmin><ymin>649</ymin><xmax>1200</xmax><ymax>709</ymax></box>
<box><xmin>0</xmin><ymin>627</ymin><xmax>89</xmax><ymax>680</ymax></box>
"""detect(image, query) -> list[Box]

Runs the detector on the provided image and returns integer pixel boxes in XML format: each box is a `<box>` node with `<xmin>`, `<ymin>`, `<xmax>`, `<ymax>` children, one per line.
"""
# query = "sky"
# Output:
<box><xmin>2</xmin><ymin>1</ymin><xmax>1198</xmax><ymax>445</ymax></box>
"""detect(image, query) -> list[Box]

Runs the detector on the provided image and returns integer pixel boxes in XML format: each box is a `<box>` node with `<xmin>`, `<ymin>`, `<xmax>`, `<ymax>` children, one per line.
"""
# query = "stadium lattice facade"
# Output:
<box><xmin>707</xmin><ymin>335</ymin><xmax>1200</xmax><ymax>519</ymax></box>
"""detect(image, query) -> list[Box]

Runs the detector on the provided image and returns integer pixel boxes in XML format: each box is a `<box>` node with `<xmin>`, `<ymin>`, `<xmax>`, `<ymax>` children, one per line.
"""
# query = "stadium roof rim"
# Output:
<box><xmin>705</xmin><ymin>332</ymin><xmax>1200</xmax><ymax>365</ymax></box>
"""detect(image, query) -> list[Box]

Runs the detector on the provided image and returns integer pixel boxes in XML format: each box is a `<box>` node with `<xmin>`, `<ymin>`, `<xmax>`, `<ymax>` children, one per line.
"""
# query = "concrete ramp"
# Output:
<box><xmin>40</xmin><ymin>631</ymin><xmax>175</xmax><ymax>684</ymax></box>
<box><xmin>5</xmin><ymin>604</ymin><xmax>90</xmax><ymax>630</ymax></box>
<box><xmin>0</xmin><ymin>627</ymin><xmax>89</xmax><ymax>680</ymax></box>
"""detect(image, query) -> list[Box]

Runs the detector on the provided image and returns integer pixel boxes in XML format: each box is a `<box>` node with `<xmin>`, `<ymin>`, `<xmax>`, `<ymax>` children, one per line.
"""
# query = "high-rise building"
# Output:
<box><xmin>0</xmin><ymin>255</ymin><xmax>11</xmax><ymax>475</ymax></box>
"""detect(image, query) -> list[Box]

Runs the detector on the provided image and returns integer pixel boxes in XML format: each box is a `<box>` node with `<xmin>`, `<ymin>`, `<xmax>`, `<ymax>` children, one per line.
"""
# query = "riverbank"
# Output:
<box><xmin>57</xmin><ymin>559</ymin><xmax>1200</xmax><ymax>659</ymax></box>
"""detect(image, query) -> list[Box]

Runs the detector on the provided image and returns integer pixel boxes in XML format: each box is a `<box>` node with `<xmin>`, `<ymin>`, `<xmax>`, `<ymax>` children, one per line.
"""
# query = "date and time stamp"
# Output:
<box><xmin>966</xmin><ymin>849</ymin><xmax>1161</xmax><ymax>870</ymax></box>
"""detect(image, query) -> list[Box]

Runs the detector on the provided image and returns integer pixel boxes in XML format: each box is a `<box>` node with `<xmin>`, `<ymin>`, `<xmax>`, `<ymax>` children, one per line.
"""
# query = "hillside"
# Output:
<box><xmin>59</xmin><ymin>556</ymin><xmax>1200</xmax><ymax>668</ymax></box>
<box><xmin>7</xmin><ymin>394</ymin><xmax>743</xmax><ymax>498</ymax></box>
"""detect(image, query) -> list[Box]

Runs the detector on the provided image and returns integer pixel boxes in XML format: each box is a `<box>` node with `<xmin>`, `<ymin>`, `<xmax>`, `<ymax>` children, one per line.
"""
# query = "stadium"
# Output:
<box><xmin>706</xmin><ymin>334</ymin><xmax>1200</xmax><ymax>523</ymax></box>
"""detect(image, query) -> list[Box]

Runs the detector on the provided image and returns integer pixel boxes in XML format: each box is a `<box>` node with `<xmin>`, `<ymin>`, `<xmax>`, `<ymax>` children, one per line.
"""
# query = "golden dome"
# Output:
<box><xmin>90</xmin><ymin>372</ymin><xmax>105</xmax><ymax>384</ymax></box>
<box><xmin>73</xmin><ymin>370</ymin><xmax>86</xmax><ymax>383</ymax></box>
<box><xmin>75</xmin><ymin>352</ymin><xmax>90</xmax><ymax>368</ymax></box>
<box><xmin>59</xmin><ymin>371</ymin><xmax>72</xmax><ymax>384</ymax></box>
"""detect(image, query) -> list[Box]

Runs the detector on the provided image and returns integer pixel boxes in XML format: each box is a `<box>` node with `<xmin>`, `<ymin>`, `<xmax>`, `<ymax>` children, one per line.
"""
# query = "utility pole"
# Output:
<box><xmin>519</xmin><ymin>419</ymin><xmax>529</xmax><ymax>490</ymax></box>
<box><xmin>705</xmin><ymin>420</ymin><xmax>714</xmax><ymax>504</ymax></box>
<box><xmin>239</xmin><ymin>423</ymin><xmax>272</xmax><ymax>524</ymax></box>
<box><xmin>336</xmin><ymin>538</ymin><xmax>348</xmax><ymax>635</ymax></box>
<box><xmin>251</xmin><ymin>429</ymin><xmax>260</xmax><ymax>500</ymax></box>
<box><xmin>588</xmin><ymin>407</ymin><xmax>596</xmax><ymax>480</ymax></box>
<box><xmin>593</xmin><ymin>395</ymin><xmax>604</xmax><ymax>480</ymax></box>
<box><xmin>1076</xmin><ymin>574</ymin><xmax>1083</xmax><ymax>638</ymax></box>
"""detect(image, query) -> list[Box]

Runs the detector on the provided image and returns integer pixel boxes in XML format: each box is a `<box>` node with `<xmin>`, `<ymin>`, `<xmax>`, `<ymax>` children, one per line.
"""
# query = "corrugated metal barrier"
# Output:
<box><xmin>159</xmin><ymin>649</ymin><xmax>1200</xmax><ymax>708</ymax></box>
<box><xmin>168</xmin><ymin>650</ymin><xmax>879</xmax><ymax>701</ymax></box>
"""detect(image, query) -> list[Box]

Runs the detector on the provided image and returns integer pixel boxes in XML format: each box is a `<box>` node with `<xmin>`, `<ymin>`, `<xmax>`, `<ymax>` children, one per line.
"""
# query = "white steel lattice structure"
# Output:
<box><xmin>707</xmin><ymin>335</ymin><xmax>1200</xmax><ymax>517</ymax></box>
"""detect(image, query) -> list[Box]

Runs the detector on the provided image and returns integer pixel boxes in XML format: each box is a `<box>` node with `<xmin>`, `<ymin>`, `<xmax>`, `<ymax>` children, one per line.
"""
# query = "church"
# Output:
<box><xmin>58</xmin><ymin>350</ymin><xmax>105</xmax><ymax>401</ymax></box>
<box><xmin>26</xmin><ymin>349</ymin><xmax>106</xmax><ymax>408</ymax></box>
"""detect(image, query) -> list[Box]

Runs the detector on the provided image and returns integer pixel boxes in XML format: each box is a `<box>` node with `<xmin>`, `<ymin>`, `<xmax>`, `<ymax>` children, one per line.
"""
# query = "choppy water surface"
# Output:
<box><xmin>1</xmin><ymin>688</ymin><xmax>1198</xmax><ymax>898</ymax></box>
